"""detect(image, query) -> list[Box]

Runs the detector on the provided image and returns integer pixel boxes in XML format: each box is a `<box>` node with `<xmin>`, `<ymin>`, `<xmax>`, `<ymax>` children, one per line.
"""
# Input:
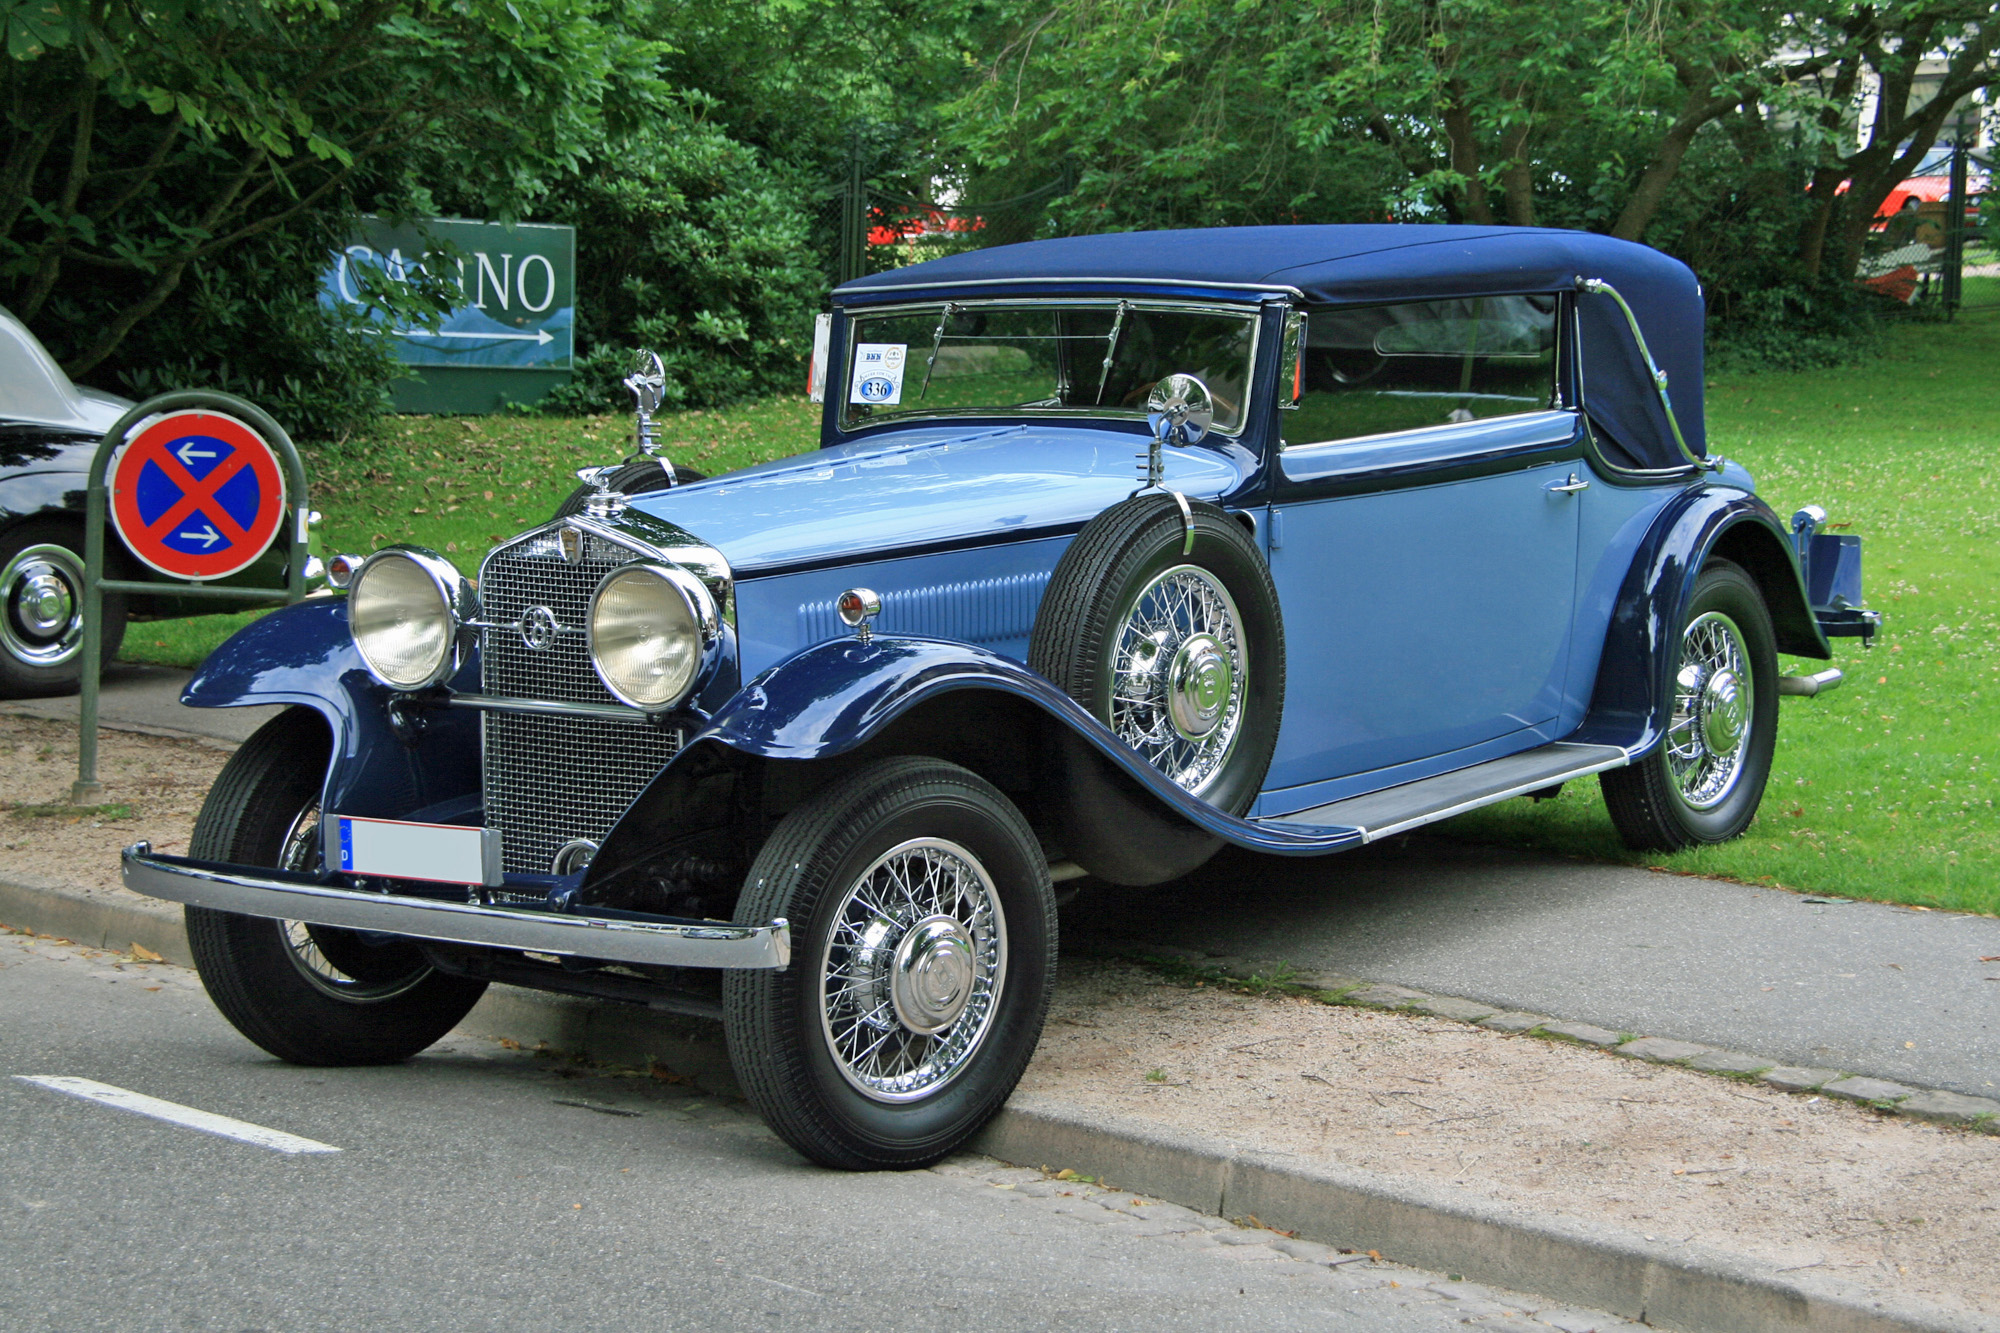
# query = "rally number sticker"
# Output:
<box><xmin>849</xmin><ymin>343</ymin><xmax>907</xmax><ymax>406</ymax></box>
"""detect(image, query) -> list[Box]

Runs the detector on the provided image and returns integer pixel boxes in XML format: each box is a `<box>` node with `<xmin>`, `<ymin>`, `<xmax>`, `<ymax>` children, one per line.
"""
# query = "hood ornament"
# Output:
<box><xmin>623</xmin><ymin>349</ymin><xmax>674</xmax><ymax>486</ymax></box>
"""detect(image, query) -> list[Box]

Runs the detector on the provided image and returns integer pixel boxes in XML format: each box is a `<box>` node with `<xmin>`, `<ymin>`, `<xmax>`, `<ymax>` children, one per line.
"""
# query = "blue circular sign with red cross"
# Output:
<box><xmin>109</xmin><ymin>410</ymin><xmax>288</xmax><ymax>580</ymax></box>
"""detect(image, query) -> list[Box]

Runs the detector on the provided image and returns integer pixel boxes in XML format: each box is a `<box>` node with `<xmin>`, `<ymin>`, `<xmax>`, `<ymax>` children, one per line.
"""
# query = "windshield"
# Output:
<box><xmin>839</xmin><ymin>300</ymin><xmax>1259</xmax><ymax>434</ymax></box>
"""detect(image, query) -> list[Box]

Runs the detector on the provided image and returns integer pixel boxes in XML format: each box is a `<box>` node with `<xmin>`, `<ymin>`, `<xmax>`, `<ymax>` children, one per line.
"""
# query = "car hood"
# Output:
<box><xmin>625</xmin><ymin>423</ymin><xmax>1252</xmax><ymax>574</ymax></box>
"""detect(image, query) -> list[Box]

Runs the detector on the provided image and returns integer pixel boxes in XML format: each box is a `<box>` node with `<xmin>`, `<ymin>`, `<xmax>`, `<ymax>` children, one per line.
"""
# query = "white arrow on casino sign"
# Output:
<box><xmin>393</xmin><ymin>327</ymin><xmax>554</xmax><ymax>345</ymax></box>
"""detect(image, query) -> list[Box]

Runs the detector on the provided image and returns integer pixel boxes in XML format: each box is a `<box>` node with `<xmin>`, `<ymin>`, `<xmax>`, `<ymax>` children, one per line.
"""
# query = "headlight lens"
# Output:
<box><xmin>588</xmin><ymin>562</ymin><xmax>717</xmax><ymax>710</ymax></box>
<box><xmin>348</xmin><ymin>549</ymin><xmax>464</xmax><ymax>689</ymax></box>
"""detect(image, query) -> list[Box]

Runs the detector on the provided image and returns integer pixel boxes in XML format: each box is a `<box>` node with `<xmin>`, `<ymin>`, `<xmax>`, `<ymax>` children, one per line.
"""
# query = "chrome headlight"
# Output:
<box><xmin>587</xmin><ymin>561</ymin><xmax>720</xmax><ymax>710</ymax></box>
<box><xmin>348</xmin><ymin>547</ymin><xmax>474</xmax><ymax>690</ymax></box>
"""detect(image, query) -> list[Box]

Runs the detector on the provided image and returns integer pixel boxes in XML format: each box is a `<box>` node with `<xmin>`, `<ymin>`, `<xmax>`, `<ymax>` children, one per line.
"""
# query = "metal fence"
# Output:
<box><xmin>1855</xmin><ymin>142</ymin><xmax>1995</xmax><ymax>317</ymax></box>
<box><xmin>816</xmin><ymin>157</ymin><xmax>1070</xmax><ymax>290</ymax></box>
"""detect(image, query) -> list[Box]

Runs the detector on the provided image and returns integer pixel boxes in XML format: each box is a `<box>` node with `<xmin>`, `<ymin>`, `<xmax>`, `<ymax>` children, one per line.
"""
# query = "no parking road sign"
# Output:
<box><xmin>109</xmin><ymin>410</ymin><xmax>288</xmax><ymax>580</ymax></box>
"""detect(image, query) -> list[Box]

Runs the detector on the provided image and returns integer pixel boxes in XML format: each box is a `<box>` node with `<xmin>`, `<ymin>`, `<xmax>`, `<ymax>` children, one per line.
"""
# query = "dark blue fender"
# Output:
<box><xmin>589</xmin><ymin>636</ymin><xmax>1362</xmax><ymax>885</ymax></box>
<box><xmin>1573</xmin><ymin>485</ymin><xmax>1829</xmax><ymax>759</ymax></box>
<box><xmin>182</xmin><ymin>598</ymin><xmax>482</xmax><ymax>823</ymax></box>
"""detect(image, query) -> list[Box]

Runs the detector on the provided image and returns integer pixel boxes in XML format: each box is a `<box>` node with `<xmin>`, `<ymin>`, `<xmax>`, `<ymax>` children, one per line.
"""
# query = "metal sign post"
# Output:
<box><xmin>73</xmin><ymin>389</ymin><xmax>311</xmax><ymax>804</ymax></box>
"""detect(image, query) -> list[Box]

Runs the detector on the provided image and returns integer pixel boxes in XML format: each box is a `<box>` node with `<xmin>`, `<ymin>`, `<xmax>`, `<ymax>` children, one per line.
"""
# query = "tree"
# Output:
<box><xmin>0</xmin><ymin>0</ymin><xmax>647</xmax><ymax>379</ymax></box>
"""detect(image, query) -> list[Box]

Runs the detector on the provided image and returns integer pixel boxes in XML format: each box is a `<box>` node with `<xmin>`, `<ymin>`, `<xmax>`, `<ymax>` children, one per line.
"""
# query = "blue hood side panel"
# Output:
<box><xmin>181</xmin><ymin>598</ymin><xmax>482</xmax><ymax>824</ymax></box>
<box><xmin>629</xmin><ymin>424</ymin><xmax>1248</xmax><ymax>574</ymax></box>
<box><xmin>732</xmin><ymin>535</ymin><xmax>1071</xmax><ymax>682</ymax></box>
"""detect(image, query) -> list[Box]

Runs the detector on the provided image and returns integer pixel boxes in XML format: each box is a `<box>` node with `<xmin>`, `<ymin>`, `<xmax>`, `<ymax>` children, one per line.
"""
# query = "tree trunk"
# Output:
<box><xmin>1612</xmin><ymin>78</ymin><xmax>1743</xmax><ymax>242</ymax></box>
<box><xmin>1498</xmin><ymin>120</ymin><xmax>1534</xmax><ymax>227</ymax></box>
<box><xmin>1442</xmin><ymin>98</ymin><xmax>1493</xmax><ymax>225</ymax></box>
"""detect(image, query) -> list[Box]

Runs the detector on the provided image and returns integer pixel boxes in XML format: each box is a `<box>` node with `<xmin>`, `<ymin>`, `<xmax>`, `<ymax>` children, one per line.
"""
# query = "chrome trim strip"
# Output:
<box><xmin>121</xmin><ymin>842</ymin><xmax>790</xmax><ymax>969</ymax></box>
<box><xmin>837</xmin><ymin>276</ymin><xmax>1304</xmax><ymax>298</ymax></box>
<box><xmin>1359</xmin><ymin>749</ymin><xmax>1632</xmax><ymax>843</ymax></box>
<box><xmin>446</xmin><ymin>693</ymin><xmax>655</xmax><ymax>724</ymax></box>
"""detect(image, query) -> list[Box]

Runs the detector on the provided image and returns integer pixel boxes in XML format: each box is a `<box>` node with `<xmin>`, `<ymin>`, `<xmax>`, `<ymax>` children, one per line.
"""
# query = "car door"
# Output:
<box><xmin>1260</xmin><ymin>294</ymin><xmax>1584</xmax><ymax>807</ymax></box>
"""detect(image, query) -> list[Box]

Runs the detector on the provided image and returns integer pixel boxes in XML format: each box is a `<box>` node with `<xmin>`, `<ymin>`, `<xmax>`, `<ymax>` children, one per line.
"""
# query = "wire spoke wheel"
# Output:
<box><xmin>269</xmin><ymin>800</ymin><xmax>432</xmax><ymax>1003</ymax></box>
<box><xmin>1664</xmin><ymin>611</ymin><xmax>1754</xmax><ymax>812</ymax></box>
<box><xmin>1109</xmin><ymin>564</ymin><xmax>1247</xmax><ymax>796</ymax></box>
<box><xmin>819</xmin><ymin>838</ymin><xmax>1007</xmax><ymax>1103</ymax></box>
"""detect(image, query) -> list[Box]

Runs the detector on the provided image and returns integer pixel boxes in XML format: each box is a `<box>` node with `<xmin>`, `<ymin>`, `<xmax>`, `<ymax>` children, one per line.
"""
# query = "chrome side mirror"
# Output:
<box><xmin>1146</xmin><ymin>373</ymin><xmax>1214</xmax><ymax>448</ymax></box>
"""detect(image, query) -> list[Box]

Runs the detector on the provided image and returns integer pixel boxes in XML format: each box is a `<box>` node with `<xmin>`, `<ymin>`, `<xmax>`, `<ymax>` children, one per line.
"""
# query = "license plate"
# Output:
<box><xmin>329</xmin><ymin>815</ymin><xmax>501</xmax><ymax>887</ymax></box>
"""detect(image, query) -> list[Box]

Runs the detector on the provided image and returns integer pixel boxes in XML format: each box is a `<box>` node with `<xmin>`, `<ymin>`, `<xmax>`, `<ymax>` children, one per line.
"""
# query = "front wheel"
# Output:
<box><xmin>1600</xmin><ymin>559</ymin><xmax>1779</xmax><ymax>851</ymax></box>
<box><xmin>723</xmin><ymin>756</ymin><xmax>1057</xmax><ymax>1170</ymax></box>
<box><xmin>185</xmin><ymin>707</ymin><xmax>487</xmax><ymax>1065</ymax></box>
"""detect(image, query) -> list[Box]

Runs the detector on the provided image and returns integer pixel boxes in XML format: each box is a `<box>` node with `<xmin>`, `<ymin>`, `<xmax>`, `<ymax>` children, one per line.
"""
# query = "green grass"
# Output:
<box><xmin>117</xmin><ymin>396</ymin><xmax>821</xmax><ymax>668</ymax></box>
<box><xmin>1447</xmin><ymin>316</ymin><xmax>1999</xmax><ymax>916</ymax></box>
<box><xmin>122</xmin><ymin>322</ymin><xmax>1998</xmax><ymax>915</ymax></box>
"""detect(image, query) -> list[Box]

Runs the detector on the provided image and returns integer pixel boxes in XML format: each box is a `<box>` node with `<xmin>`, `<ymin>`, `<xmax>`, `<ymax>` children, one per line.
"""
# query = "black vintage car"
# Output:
<box><xmin>0</xmin><ymin>305</ymin><xmax>302</xmax><ymax>696</ymax></box>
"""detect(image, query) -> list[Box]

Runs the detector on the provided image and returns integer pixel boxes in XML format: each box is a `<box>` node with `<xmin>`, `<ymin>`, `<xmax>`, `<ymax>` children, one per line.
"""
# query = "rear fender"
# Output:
<box><xmin>583</xmin><ymin>636</ymin><xmax>1361</xmax><ymax>896</ymax></box>
<box><xmin>181</xmin><ymin>598</ymin><xmax>481</xmax><ymax>822</ymax></box>
<box><xmin>1574</xmin><ymin>487</ymin><xmax>1826</xmax><ymax>758</ymax></box>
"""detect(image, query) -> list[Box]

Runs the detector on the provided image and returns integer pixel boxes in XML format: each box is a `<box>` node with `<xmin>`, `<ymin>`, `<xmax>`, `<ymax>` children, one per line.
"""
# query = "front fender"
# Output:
<box><xmin>1575</xmin><ymin>486</ymin><xmax>1826</xmax><ymax>758</ymax></box>
<box><xmin>182</xmin><ymin>598</ymin><xmax>481</xmax><ymax>822</ymax></box>
<box><xmin>584</xmin><ymin>636</ymin><xmax>1361</xmax><ymax>893</ymax></box>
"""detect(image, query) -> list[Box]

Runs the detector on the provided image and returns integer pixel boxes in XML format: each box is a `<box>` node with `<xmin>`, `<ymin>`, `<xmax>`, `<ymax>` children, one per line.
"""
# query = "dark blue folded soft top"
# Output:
<box><xmin>837</xmin><ymin>225</ymin><xmax>1706</xmax><ymax>468</ymax></box>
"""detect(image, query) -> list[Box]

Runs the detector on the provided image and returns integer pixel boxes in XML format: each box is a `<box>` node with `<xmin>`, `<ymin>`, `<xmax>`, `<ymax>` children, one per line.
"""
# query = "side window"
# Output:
<box><xmin>1289</xmin><ymin>296</ymin><xmax>1558</xmax><ymax>447</ymax></box>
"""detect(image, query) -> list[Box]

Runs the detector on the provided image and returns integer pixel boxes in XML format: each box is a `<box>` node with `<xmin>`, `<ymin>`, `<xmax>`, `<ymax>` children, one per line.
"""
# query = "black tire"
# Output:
<box><xmin>553</xmin><ymin>459</ymin><xmax>706</xmax><ymax>518</ymax></box>
<box><xmin>723</xmin><ymin>756</ymin><xmax>1057</xmax><ymax>1170</ymax></box>
<box><xmin>185</xmin><ymin>707</ymin><xmax>487</xmax><ymax>1065</ymax></box>
<box><xmin>1601</xmin><ymin>559</ymin><xmax>1779</xmax><ymax>851</ymax></box>
<box><xmin>0</xmin><ymin>517</ymin><xmax>126</xmax><ymax>698</ymax></box>
<box><xmin>1027</xmin><ymin>492</ymin><xmax>1283</xmax><ymax>884</ymax></box>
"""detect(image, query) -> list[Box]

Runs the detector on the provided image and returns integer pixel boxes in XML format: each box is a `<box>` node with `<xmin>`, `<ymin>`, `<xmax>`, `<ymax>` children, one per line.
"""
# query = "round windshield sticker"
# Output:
<box><xmin>858</xmin><ymin>376</ymin><xmax>895</xmax><ymax>402</ymax></box>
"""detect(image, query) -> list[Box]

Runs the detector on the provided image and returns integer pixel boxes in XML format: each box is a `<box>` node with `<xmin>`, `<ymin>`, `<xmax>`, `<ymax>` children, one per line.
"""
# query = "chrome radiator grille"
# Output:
<box><xmin>480</xmin><ymin>528</ymin><xmax>682</xmax><ymax>876</ymax></box>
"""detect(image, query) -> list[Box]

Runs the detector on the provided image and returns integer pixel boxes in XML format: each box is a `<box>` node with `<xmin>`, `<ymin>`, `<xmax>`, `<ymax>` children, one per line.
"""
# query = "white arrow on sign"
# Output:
<box><xmin>393</xmin><ymin>327</ymin><xmax>554</xmax><ymax>345</ymax></box>
<box><xmin>175</xmin><ymin>440</ymin><xmax>218</xmax><ymax>466</ymax></box>
<box><xmin>178</xmin><ymin>523</ymin><xmax>222</xmax><ymax>548</ymax></box>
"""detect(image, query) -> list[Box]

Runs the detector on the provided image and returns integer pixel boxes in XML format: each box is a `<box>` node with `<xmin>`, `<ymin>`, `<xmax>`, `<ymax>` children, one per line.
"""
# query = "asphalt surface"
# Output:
<box><xmin>0</xmin><ymin>938</ymin><xmax>1583</xmax><ymax>1333</ymax></box>
<box><xmin>18</xmin><ymin>667</ymin><xmax>1997</xmax><ymax>1100</ymax></box>
<box><xmin>1068</xmin><ymin>839</ymin><xmax>2000</xmax><ymax>1099</ymax></box>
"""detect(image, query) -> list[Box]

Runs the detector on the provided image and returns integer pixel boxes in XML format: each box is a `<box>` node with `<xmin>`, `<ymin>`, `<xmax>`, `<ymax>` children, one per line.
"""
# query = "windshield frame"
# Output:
<box><xmin>834</xmin><ymin>296</ymin><xmax>1265</xmax><ymax>438</ymax></box>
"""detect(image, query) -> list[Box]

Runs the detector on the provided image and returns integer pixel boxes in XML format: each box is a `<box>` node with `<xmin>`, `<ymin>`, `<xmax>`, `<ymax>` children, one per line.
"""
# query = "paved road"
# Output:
<box><xmin>1</xmin><ymin>661</ymin><xmax>277</xmax><ymax>743</ymax></box>
<box><xmin>1</xmin><ymin>936</ymin><xmax>1623</xmax><ymax>1333</ymax></box>
<box><xmin>1067</xmin><ymin>838</ymin><xmax>2000</xmax><ymax>1099</ymax></box>
<box><xmin>23</xmin><ymin>668</ymin><xmax>1997</xmax><ymax>1099</ymax></box>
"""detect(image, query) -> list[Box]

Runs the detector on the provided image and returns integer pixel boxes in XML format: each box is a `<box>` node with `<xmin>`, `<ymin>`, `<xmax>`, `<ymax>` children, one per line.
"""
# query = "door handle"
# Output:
<box><xmin>1547</xmin><ymin>473</ymin><xmax>1590</xmax><ymax>495</ymax></box>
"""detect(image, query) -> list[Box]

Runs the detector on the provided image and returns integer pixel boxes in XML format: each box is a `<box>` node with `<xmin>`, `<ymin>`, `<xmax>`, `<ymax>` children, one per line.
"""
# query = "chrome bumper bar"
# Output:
<box><xmin>120</xmin><ymin>842</ymin><xmax>789</xmax><ymax>970</ymax></box>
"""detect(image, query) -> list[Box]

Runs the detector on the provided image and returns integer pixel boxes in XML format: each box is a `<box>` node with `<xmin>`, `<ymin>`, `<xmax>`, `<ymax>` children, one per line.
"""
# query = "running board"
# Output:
<box><xmin>1256</xmin><ymin>742</ymin><xmax>1630</xmax><ymax>844</ymax></box>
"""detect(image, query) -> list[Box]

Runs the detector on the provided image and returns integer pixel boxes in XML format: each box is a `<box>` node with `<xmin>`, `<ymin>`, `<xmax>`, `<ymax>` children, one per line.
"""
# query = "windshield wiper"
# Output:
<box><xmin>1096</xmin><ymin>300</ymin><xmax>1132</xmax><ymax>405</ymax></box>
<box><xmin>918</xmin><ymin>302</ymin><xmax>958</xmax><ymax>403</ymax></box>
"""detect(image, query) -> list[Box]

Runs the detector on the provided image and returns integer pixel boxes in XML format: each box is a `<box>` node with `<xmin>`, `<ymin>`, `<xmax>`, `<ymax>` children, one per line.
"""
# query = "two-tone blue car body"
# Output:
<box><xmin>125</xmin><ymin>226</ymin><xmax>1874</xmax><ymax>1168</ymax></box>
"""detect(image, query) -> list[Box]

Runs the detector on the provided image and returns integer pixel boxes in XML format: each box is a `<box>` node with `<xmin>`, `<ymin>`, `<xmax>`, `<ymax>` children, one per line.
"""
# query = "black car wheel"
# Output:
<box><xmin>0</xmin><ymin>519</ymin><xmax>126</xmax><ymax>698</ymax></box>
<box><xmin>1026</xmin><ymin>492</ymin><xmax>1283</xmax><ymax>883</ymax></box>
<box><xmin>724</xmin><ymin>756</ymin><xmax>1056</xmax><ymax>1170</ymax></box>
<box><xmin>1601</xmin><ymin>559</ymin><xmax>1779</xmax><ymax>851</ymax></box>
<box><xmin>553</xmin><ymin>459</ymin><xmax>706</xmax><ymax>518</ymax></box>
<box><xmin>185</xmin><ymin>707</ymin><xmax>487</xmax><ymax>1065</ymax></box>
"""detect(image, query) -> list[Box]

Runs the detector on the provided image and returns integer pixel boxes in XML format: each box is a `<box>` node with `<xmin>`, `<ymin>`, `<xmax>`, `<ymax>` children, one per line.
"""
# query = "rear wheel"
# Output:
<box><xmin>0</xmin><ymin>518</ymin><xmax>126</xmax><ymax>698</ymax></box>
<box><xmin>724</xmin><ymin>756</ymin><xmax>1056</xmax><ymax>1170</ymax></box>
<box><xmin>1601</xmin><ymin>559</ymin><xmax>1778</xmax><ymax>851</ymax></box>
<box><xmin>185</xmin><ymin>708</ymin><xmax>486</xmax><ymax>1065</ymax></box>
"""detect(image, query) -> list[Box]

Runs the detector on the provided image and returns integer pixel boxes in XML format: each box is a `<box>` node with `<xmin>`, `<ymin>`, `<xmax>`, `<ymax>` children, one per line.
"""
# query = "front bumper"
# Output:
<box><xmin>121</xmin><ymin>842</ymin><xmax>790</xmax><ymax>970</ymax></box>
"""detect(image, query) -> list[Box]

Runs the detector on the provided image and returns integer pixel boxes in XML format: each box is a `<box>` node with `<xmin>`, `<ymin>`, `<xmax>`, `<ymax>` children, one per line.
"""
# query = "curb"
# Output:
<box><xmin>2</xmin><ymin>874</ymin><xmax>1990</xmax><ymax>1333</ymax></box>
<box><xmin>972</xmin><ymin>1097</ymin><xmax>1990</xmax><ymax>1333</ymax></box>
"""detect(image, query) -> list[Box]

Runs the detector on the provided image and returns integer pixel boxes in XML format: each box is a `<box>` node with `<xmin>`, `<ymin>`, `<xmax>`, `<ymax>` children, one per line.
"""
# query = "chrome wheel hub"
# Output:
<box><xmin>1665</xmin><ymin>612</ymin><xmax>1755</xmax><ymax>811</ymax></box>
<box><xmin>820</xmin><ymin>838</ymin><xmax>1006</xmax><ymax>1103</ymax></box>
<box><xmin>1111</xmin><ymin>565</ymin><xmax>1246</xmax><ymax>795</ymax></box>
<box><xmin>2</xmin><ymin>543</ymin><xmax>86</xmax><ymax>667</ymax></box>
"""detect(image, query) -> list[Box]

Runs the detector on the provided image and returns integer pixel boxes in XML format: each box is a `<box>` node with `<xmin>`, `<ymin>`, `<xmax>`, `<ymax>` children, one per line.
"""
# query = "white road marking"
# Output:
<box><xmin>14</xmin><ymin>1076</ymin><xmax>340</xmax><ymax>1155</ymax></box>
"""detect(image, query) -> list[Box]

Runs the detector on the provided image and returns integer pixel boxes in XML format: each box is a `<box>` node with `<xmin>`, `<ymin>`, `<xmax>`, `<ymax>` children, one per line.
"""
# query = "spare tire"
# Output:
<box><xmin>553</xmin><ymin>459</ymin><xmax>706</xmax><ymax>519</ymax></box>
<box><xmin>1028</xmin><ymin>492</ymin><xmax>1284</xmax><ymax>884</ymax></box>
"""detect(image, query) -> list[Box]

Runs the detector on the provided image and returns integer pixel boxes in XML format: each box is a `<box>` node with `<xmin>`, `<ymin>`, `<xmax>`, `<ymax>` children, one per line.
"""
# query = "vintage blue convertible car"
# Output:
<box><xmin>125</xmin><ymin>226</ymin><xmax>1874</xmax><ymax>1168</ymax></box>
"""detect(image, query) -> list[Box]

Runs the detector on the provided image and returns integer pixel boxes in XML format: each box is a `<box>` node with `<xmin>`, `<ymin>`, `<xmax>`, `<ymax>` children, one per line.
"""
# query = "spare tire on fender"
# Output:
<box><xmin>1028</xmin><ymin>492</ymin><xmax>1284</xmax><ymax>885</ymax></box>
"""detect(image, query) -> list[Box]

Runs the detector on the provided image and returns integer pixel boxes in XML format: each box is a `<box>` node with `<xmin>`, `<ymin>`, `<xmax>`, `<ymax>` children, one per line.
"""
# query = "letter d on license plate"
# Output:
<box><xmin>330</xmin><ymin>815</ymin><xmax>502</xmax><ymax>887</ymax></box>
